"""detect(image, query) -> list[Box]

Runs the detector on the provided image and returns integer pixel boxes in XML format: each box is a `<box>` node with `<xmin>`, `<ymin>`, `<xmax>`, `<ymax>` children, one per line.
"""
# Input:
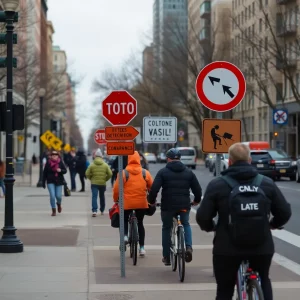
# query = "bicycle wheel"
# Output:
<box><xmin>247</xmin><ymin>279</ymin><xmax>264</xmax><ymax>300</ymax></box>
<box><xmin>130</xmin><ymin>218</ymin><xmax>138</xmax><ymax>266</ymax></box>
<box><xmin>177</xmin><ymin>226</ymin><xmax>185</xmax><ymax>282</ymax></box>
<box><xmin>170</xmin><ymin>226</ymin><xmax>177</xmax><ymax>272</ymax></box>
<box><xmin>129</xmin><ymin>222</ymin><xmax>133</xmax><ymax>258</ymax></box>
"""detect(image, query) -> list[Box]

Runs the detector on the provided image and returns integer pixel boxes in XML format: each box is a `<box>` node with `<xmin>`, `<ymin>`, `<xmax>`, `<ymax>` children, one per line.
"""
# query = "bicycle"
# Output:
<box><xmin>156</xmin><ymin>203</ymin><xmax>192</xmax><ymax>282</ymax></box>
<box><xmin>235</xmin><ymin>226</ymin><xmax>284</xmax><ymax>300</ymax></box>
<box><xmin>127</xmin><ymin>209</ymin><xmax>139</xmax><ymax>266</ymax></box>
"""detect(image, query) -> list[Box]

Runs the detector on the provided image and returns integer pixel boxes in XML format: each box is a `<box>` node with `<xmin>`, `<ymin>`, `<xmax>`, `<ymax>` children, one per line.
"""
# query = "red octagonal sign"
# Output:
<box><xmin>101</xmin><ymin>90</ymin><xmax>137</xmax><ymax>126</ymax></box>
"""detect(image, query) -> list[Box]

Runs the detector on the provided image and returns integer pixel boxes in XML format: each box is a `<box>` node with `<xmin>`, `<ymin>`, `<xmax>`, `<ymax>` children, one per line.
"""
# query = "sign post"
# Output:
<box><xmin>196</xmin><ymin>61</ymin><xmax>246</xmax><ymax>177</ymax></box>
<box><xmin>101</xmin><ymin>90</ymin><xmax>138</xmax><ymax>278</ymax></box>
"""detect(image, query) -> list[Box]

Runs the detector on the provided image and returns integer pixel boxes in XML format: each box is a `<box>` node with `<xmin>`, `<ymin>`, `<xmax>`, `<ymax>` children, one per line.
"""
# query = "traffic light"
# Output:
<box><xmin>274</xmin><ymin>132</ymin><xmax>278</xmax><ymax>137</ymax></box>
<box><xmin>51</xmin><ymin>120</ymin><xmax>58</xmax><ymax>131</ymax></box>
<box><xmin>0</xmin><ymin>102</ymin><xmax>24</xmax><ymax>131</ymax></box>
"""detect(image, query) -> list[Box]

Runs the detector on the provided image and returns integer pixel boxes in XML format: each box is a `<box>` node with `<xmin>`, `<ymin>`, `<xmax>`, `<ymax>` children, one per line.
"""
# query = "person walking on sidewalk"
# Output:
<box><xmin>42</xmin><ymin>150</ymin><xmax>67</xmax><ymax>216</ymax></box>
<box><xmin>66</xmin><ymin>149</ymin><xmax>77</xmax><ymax>191</ymax></box>
<box><xmin>113</xmin><ymin>151</ymin><xmax>153</xmax><ymax>256</ymax></box>
<box><xmin>75</xmin><ymin>149</ymin><xmax>87</xmax><ymax>192</ymax></box>
<box><xmin>86</xmin><ymin>149</ymin><xmax>112</xmax><ymax>217</ymax></box>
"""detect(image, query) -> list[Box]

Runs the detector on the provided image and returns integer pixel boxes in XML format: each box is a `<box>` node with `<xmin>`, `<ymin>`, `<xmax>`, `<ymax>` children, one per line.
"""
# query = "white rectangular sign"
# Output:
<box><xmin>143</xmin><ymin>117</ymin><xmax>177</xmax><ymax>143</ymax></box>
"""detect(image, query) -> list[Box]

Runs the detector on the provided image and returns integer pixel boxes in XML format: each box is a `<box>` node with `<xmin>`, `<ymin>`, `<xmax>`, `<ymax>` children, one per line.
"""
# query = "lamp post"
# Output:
<box><xmin>36</xmin><ymin>88</ymin><xmax>46</xmax><ymax>187</ymax></box>
<box><xmin>0</xmin><ymin>0</ymin><xmax>23</xmax><ymax>253</ymax></box>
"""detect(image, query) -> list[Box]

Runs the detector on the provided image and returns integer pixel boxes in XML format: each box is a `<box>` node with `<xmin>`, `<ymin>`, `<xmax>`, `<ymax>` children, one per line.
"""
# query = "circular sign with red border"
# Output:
<box><xmin>195</xmin><ymin>61</ymin><xmax>246</xmax><ymax>112</ymax></box>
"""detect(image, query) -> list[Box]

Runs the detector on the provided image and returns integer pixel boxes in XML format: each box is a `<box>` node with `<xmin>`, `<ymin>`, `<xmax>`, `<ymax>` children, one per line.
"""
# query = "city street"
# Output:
<box><xmin>0</xmin><ymin>163</ymin><xmax>299</xmax><ymax>299</ymax></box>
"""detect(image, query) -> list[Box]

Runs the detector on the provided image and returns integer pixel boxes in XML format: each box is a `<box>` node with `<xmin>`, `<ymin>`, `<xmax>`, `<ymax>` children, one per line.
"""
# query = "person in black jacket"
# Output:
<box><xmin>42</xmin><ymin>150</ymin><xmax>67</xmax><ymax>216</ymax></box>
<box><xmin>148</xmin><ymin>148</ymin><xmax>202</xmax><ymax>265</ymax></box>
<box><xmin>75</xmin><ymin>149</ymin><xmax>87</xmax><ymax>192</ymax></box>
<box><xmin>111</xmin><ymin>155</ymin><xmax>128</xmax><ymax>186</ymax></box>
<box><xmin>65</xmin><ymin>149</ymin><xmax>77</xmax><ymax>191</ymax></box>
<box><xmin>196</xmin><ymin>143</ymin><xmax>291</xmax><ymax>300</ymax></box>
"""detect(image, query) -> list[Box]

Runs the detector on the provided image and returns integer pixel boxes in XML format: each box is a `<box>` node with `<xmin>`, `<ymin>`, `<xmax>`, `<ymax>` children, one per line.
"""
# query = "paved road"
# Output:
<box><xmin>149</xmin><ymin>163</ymin><xmax>300</xmax><ymax>269</ymax></box>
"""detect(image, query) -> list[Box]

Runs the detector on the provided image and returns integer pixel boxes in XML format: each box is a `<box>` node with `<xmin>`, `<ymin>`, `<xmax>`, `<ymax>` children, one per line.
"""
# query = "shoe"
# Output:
<box><xmin>57</xmin><ymin>203</ymin><xmax>62</xmax><ymax>213</ymax></box>
<box><xmin>92</xmin><ymin>212</ymin><xmax>97</xmax><ymax>217</ymax></box>
<box><xmin>185</xmin><ymin>246</ymin><xmax>193</xmax><ymax>263</ymax></box>
<box><xmin>51</xmin><ymin>208</ymin><xmax>56</xmax><ymax>216</ymax></box>
<box><xmin>124</xmin><ymin>235</ymin><xmax>128</xmax><ymax>244</ymax></box>
<box><xmin>139</xmin><ymin>246</ymin><xmax>146</xmax><ymax>256</ymax></box>
<box><xmin>162</xmin><ymin>256</ymin><xmax>171</xmax><ymax>266</ymax></box>
<box><xmin>100</xmin><ymin>212</ymin><xmax>104</xmax><ymax>215</ymax></box>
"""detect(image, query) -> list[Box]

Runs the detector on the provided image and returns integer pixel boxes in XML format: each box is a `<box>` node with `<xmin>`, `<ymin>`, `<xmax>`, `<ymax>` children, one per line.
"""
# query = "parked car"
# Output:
<box><xmin>208</xmin><ymin>153</ymin><xmax>216</xmax><ymax>172</ymax></box>
<box><xmin>157</xmin><ymin>152</ymin><xmax>167</xmax><ymax>163</ymax></box>
<box><xmin>177</xmin><ymin>147</ymin><xmax>197</xmax><ymax>169</ymax></box>
<box><xmin>205</xmin><ymin>153</ymin><xmax>214</xmax><ymax>168</ymax></box>
<box><xmin>144</xmin><ymin>152</ymin><xmax>157</xmax><ymax>163</ymax></box>
<box><xmin>250</xmin><ymin>149</ymin><xmax>297</xmax><ymax>181</ymax></box>
<box><xmin>212</xmin><ymin>153</ymin><xmax>229</xmax><ymax>176</ymax></box>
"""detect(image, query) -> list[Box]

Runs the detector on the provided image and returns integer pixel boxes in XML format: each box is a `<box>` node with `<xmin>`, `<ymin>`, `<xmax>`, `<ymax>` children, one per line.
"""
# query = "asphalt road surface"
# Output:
<box><xmin>148</xmin><ymin>163</ymin><xmax>300</xmax><ymax>268</ymax></box>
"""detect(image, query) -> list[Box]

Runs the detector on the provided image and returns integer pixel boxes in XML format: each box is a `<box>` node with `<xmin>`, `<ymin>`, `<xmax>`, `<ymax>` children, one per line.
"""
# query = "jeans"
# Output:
<box><xmin>69</xmin><ymin>170</ymin><xmax>76</xmax><ymax>190</ymax></box>
<box><xmin>161</xmin><ymin>210</ymin><xmax>192</xmax><ymax>258</ymax></box>
<box><xmin>213</xmin><ymin>254</ymin><xmax>273</xmax><ymax>300</ymax></box>
<box><xmin>47</xmin><ymin>183</ymin><xmax>63</xmax><ymax>209</ymax></box>
<box><xmin>91</xmin><ymin>184</ymin><xmax>106</xmax><ymax>213</ymax></box>
<box><xmin>123</xmin><ymin>209</ymin><xmax>146</xmax><ymax>246</ymax></box>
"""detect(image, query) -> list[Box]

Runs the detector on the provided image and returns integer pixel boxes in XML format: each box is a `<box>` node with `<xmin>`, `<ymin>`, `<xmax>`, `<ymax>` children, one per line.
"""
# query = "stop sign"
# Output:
<box><xmin>94</xmin><ymin>129</ymin><xmax>106</xmax><ymax>145</ymax></box>
<box><xmin>101</xmin><ymin>90</ymin><xmax>137</xmax><ymax>126</ymax></box>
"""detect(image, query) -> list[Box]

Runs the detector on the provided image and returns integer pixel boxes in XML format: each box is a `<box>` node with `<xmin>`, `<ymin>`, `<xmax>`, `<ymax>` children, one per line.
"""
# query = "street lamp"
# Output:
<box><xmin>36</xmin><ymin>87</ymin><xmax>46</xmax><ymax>187</ymax></box>
<box><xmin>0</xmin><ymin>0</ymin><xmax>23</xmax><ymax>253</ymax></box>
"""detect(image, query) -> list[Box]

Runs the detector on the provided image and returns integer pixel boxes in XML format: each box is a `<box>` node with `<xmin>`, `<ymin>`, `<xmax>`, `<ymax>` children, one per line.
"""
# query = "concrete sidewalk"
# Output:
<box><xmin>0</xmin><ymin>181</ymin><xmax>298</xmax><ymax>299</ymax></box>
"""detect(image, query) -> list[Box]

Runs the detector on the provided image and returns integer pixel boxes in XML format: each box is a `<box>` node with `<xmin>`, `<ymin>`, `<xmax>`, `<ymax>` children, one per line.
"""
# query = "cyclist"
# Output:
<box><xmin>148</xmin><ymin>148</ymin><xmax>202</xmax><ymax>265</ymax></box>
<box><xmin>196</xmin><ymin>142</ymin><xmax>291</xmax><ymax>300</ymax></box>
<box><xmin>113</xmin><ymin>151</ymin><xmax>153</xmax><ymax>256</ymax></box>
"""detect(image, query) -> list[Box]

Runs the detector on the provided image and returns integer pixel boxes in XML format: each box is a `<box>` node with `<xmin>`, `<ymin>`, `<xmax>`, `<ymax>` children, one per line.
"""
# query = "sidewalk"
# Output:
<box><xmin>0</xmin><ymin>182</ymin><xmax>298</xmax><ymax>299</ymax></box>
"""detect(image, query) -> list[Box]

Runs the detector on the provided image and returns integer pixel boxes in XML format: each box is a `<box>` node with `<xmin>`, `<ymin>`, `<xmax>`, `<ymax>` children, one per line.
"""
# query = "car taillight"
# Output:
<box><xmin>270</xmin><ymin>159</ymin><xmax>276</xmax><ymax>165</ymax></box>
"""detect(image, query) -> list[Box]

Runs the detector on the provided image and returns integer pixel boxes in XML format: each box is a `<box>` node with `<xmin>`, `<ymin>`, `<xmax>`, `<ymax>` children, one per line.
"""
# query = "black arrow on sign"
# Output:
<box><xmin>208</xmin><ymin>76</ymin><xmax>220</xmax><ymax>86</ymax></box>
<box><xmin>222</xmin><ymin>85</ymin><xmax>235</xmax><ymax>98</ymax></box>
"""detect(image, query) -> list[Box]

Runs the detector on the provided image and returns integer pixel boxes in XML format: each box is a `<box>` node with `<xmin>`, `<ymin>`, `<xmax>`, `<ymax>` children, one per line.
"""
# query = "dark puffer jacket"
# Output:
<box><xmin>42</xmin><ymin>160</ymin><xmax>67</xmax><ymax>186</ymax></box>
<box><xmin>148</xmin><ymin>161</ymin><xmax>202</xmax><ymax>211</ymax></box>
<box><xmin>196</xmin><ymin>161</ymin><xmax>292</xmax><ymax>256</ymax></box>
<box><xmin>75</xmin><ymin>150</ymin><xmax>87</xmax><ymax>175</ymax></box>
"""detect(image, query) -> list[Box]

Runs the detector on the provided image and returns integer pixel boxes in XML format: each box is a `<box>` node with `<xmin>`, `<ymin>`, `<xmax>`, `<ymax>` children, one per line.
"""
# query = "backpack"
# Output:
<box><xmin>222</xmin><ymin>174</ymin><xmax>271</xmax><ymax>248</ymax></box>
<box><xmin>123</xmin><ymin>168</ymin><xmax>156</xmax><ymax>216</ymax></box>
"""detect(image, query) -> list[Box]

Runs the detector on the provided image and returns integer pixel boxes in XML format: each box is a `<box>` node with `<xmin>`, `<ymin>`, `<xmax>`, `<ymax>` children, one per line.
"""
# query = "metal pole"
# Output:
<box><xmin>0</xmin><ymin>10</ymin><xmax>23</xmax><ymax>253</ymax></box>
<box><xmin>296</xmin><ymin>114</ymin><xmax>298</xmax><ymax>157</ymax></box>
<box><xmin>215</xmin><ymin>112</ymin><xmax>223</xmax><ymax>177</ymax></box>
<box><xmin>37</xmin><ymin>96</ymin><xmax>43</xmax><ymax>187</ymax></box>
<box><xmin>118</xmin><ymin>155</ymin><xmax>125</xmax><ymax>277</ymax></box>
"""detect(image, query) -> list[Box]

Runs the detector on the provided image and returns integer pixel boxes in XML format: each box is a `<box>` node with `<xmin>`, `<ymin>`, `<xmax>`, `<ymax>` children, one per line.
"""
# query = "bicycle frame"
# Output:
<box><xmin>171</xmin><ymin>214</ymin><xmax>185</xmax><ymax>255</ymax></box>
<box><xmin>236</xmin><ymin>260</ymin><xmax>261</xmax><ymax>300</ymax></box>
<box><xmin>128</xmin><ymin>210</ymin><xmax>138</xmax><ymax>242</ymax></box>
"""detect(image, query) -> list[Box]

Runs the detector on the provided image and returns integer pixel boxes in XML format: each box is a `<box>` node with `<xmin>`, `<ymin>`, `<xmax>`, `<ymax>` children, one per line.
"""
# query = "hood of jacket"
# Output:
<box><xmin>166</xmin><ymin>160</ymin><xmax>186</xmax><ymax>172</ymax></box>
<box><xmin>126</xmin><ymin>151</ymin><xmax>142</xmax><ymax>175</ymax></box>
<box><xmin>93</xmin><ymin>157</ymin><xmax>104</xmax><ymax>165</ymax></box>
<box><xmin>76</xmin><ymin>150</ymin><xmax>84</xmax><ymax>156</ymax></box>
<box><xmin>221</xmin><ymin>161</ymin><xmax>258</xmax><ymax>181</ymax></box>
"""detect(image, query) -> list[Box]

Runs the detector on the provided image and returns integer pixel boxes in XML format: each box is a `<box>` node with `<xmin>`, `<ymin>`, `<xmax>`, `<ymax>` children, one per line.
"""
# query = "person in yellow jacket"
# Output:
<box><xmin>113</xmin><ymin>151</ymin><xmax>153</xmax><ymax>256</ymax></box>
<box><xmin>86</xmin><ymin>149</ymin><xmax>112</xmax><ymax>217</ymax></box>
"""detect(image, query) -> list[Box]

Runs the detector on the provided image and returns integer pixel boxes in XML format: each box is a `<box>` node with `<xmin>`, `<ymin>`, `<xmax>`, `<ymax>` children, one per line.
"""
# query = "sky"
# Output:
<box><xmin>48</xmin><ymin>0</ymin><xmax>153</xmax><ymax>148</ymax></box>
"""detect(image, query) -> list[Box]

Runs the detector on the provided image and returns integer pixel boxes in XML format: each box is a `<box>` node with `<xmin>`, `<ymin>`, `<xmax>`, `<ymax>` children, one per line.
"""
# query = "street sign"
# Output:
<box><xmin>101</xmin><ymin>90</ymin><xmax>137</xmax><ymax>126</ymax></box>
<box><xmin>105</xmin><ymin>126</ymin><xmax>139</xmax><ymax>141</ymax></box>
<box><xmin>94</xmin><ymin>129</ymin><xmax>106</xmax><ymax>145</ymax></box>
<box><xmin>50</xmin><ymin>137</ymin><xmax>63</xmax><ymax>151</ymax></box>
<box><xmin>40</xmin><ymin>130</ymin><xmax>55</xmax><ymax>147</ymax></box>
<box><xmin>202</xmin><ymin>118</ymin><xmax>241</xmax><ymax>153</ymax></box>
<box><xmin>143</xmin><ymin>117</ymin><xmax>177</xmax><ymax>143</ymax></box>
<box><xmin>195</xmin><ymin>61</ymin><xmax>246</xmax><ymax>112</ymax></box>
<box><xmin>273</xmin><ymin>109</ymin><xmax>288</xmax><ymax>125</ymax></box>
<box><xmin>106</xmin><ymin>141</ymin><xmax>135</xmax><ymax>155</ymax></box>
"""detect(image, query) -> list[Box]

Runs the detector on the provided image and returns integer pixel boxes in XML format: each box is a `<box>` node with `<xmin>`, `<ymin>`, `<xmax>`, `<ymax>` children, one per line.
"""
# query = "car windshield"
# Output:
<box><xmin>268</xmin><ymin>149</ymin><xmax>288</xmax><ymax>159</ymax></box>
<box><xmin>180</xmin><ymin>149</ymin><xmax>195</xmax><ymax>156</ymax></box>
<box><xmin>251</xmin><ymin>152</ymin><xmax>271</xmax><ymax>161</ymax></box>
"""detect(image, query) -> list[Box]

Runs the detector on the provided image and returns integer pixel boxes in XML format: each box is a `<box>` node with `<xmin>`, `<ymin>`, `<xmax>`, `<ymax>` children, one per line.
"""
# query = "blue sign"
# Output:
<box><xmin>273</xmin><ymin>109</ymin><xmax>288</xmax><ymax>125</ymax></box>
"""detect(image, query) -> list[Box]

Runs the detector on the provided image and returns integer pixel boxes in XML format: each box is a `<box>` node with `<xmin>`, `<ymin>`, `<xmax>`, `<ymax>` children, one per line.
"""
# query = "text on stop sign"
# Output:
<box><xmin>106</xmin><ymin>102</ymin><xmax>135</xmax><ymax>115</ymax></box>
<box><xmin>95</xmin><ymin>132</ymin><xmax>105</xmax><ymax>140</ymax></box>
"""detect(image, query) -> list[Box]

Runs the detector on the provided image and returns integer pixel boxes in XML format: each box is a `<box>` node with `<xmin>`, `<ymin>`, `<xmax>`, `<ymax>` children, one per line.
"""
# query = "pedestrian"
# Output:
<box><xmin>66</xmin><ymin>149</ymin><xmax>77</xmax><ymax>191</ymax></box>
<box><xmin>42</xmin><ymin>150</ymin><xmax>67</xmax><ymax>216</ymax></box>
<box><xmin>196</xmin><ymin>142</ymin><xmax>292</xmax><ymax>300</ymax></box>
<box><xmin>75</xmin><ymin>149</ymin><xmax>87</xmax><ymax>192</ymax></box>
<box><xmin>113</xmin><ymin>151</ymin><xmax>153</xmax><ymax>256</ymax></box>
<box><xmin>32</xmin><ymin>153</ymin><xmax>37</xmax><ymax>165</ymax></box>
<box><xmin>139</xmin><ymin>151</ymin><xmax>149</xmax><ymax>170</ymax></box>
<box><xmin>86</xmin><ymin>148</ymin><xmax>112</xmax><ymax>217</ymax></box>
<box><xmin>0</xmin><ymin>160</ymin><xmax>5</xmax><ymax>197</ymax></box>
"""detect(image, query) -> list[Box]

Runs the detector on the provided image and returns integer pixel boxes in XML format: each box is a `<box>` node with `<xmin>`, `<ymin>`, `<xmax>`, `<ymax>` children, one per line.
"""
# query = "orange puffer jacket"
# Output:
<box><xmin>113</xmin><ymin>151</ymin><xmax>153</xmax><ymax>210</ymax></box>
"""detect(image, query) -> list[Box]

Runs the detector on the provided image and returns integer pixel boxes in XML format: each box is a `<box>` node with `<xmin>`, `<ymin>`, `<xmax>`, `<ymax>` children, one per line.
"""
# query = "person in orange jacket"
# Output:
<box><xmin>113</xmin><ymin>151</ymin><xmax>153</xmax><ymax>256</ymax></box>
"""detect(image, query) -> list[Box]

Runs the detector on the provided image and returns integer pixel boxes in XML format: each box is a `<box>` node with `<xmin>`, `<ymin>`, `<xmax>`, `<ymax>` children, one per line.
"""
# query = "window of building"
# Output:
<box><xmin>245</xmin><ymin>8</ymin><xmax>247</xmax><ymax>21</ymax></box>
<box><xmin>265</xmin><ymin>36</ymin><xmax>268</xmax><ymax>51</ymax></box>
<box><xmin>263</xmin><ymin>112</ymin><xmax>267</xmax><ymax>131</ymax></box>
<box><xmin>251</xmin><ymin>91</ymin><xmax>254</xmax><ymax>108</ymax></box>
<box><xmin>54</xmin><ymin>55</ymin><xmax>57</xmax><ymax>61</ymax></box>
<box><xmin>248</xmin><ymin>5</ymin><xmax>251</xmax><ymax>18</ymax></box>
<box><xmin>265</xmin><ymin>14</ymin><xmax>268</xmax><ymax>30</ymax></box>
<box><xmin>252</xmin><ymin>2</ymin><xmax>255</xmax><ymax>15</ymax></box>
<box><xmin>265</xmin><ymin>0</ymin><xmax>268</xmax><ymax>5</ymax></box>
<box><xmin>241</xmin><ymin>11</ymin><xmax>244</xmax><ymax>24</ymax></box>
<box><xmin>252</xmin><ymin>24</ymin><xmax>255</xmax><ymax>36</ymax></box>
<box><xmin>258</xmin><ymin>113</ymin><xmax>262</xmax><ymax>131</ymax></box>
